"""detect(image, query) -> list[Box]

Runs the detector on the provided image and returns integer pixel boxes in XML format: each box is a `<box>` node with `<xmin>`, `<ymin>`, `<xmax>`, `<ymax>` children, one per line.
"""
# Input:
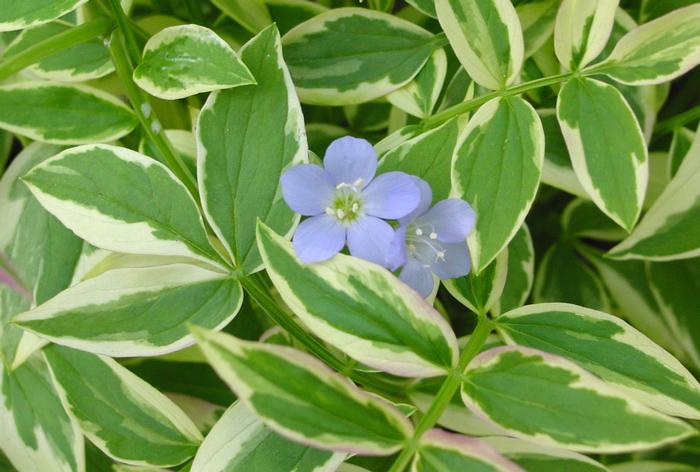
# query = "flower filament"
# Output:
<box><xmin>406</xmin><ymin>222</ymin><xmax>446</xmax><ymax>266</ymax></box>
<box><xmin>325</xmin><ymin>181</ymin><xmax>364</xmax><ymax>224</ymax></box>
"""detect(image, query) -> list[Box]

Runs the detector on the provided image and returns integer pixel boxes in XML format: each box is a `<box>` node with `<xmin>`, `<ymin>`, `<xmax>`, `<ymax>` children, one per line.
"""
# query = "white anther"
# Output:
<box><xmin>325</xmin><ymin>207</ymin><xmax>334</xmax><ymax>215</ymax></box>
<box><xmin>436</xmin><ymin>251</ymin><xmax>446</xmax><ymax>261</ymax></box>
<box><xmin>336</xmin><ymin>209</ymin><xmax>346</xmax><ymax>219</ymax></box>
<box><xmin>415</xmin><ymin>228</ymin><xmax>423</xmax><ymax>236</ymax></box>
<box><xmin>351</xmin><ymin>203</ymin><xmax>359</xmax><ymax>213</ymax></box>
<box><xmin>429</xmin><ymin>232</ymin><xmax>438</xmax><ymax>240</ymax></box>
<box><xmin>353</xmin><ymin>178</ymin><xmax>364</xmax><ymax>188</ymax></box>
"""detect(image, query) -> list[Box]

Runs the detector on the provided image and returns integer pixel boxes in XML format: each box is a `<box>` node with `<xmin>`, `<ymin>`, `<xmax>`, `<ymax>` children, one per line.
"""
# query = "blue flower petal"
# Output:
<box><xmin>362</xmin><ymin>171</ymin><xmax>420</xmax><ymax>219</ymax></box>
<box><xmin>430</xmin><ymin>241</ymin><xmax>471</xmax><ymax>280</ymax></box>
<box><xmin>347</xmin><ymin>215</ymin><xmax>395</xmax><ymax>268</ymax></box>
<box><xmin>417</xmin><ymin>199</ymin><xmax>476</xmax><ymax>243</ymax></box>
<box><xmin>399</xmin><ymin>259</ymin><xmax>434</xmax><ymax>297</ymax></box>
<box><xmin>388</xmin><ymin>225</ymin><xmax>408</xmax><ymax>271</ymax></box>
<box><xmin>400</xmin><ymin>176</ymin><xmax>433</xmax><ymax>224</ymax></box>
<box><xmin>281</xmin><ymin>164</ymin><xmax>335</xmax><ymax>216</ymax></box>
<box><xmin>323</xmin><ymin>136</ymin><xmax>376</xmax><ymax>187</ymax></box>
<box><xmin>292</xmin><ymin>214</ymin><xmax>346</xmax><ymax>263</ymax></box>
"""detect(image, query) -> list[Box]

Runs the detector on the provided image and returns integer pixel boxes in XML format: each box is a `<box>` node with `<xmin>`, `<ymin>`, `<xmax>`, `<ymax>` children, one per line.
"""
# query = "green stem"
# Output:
<box><xmin>108</xmin><ymin>30</ymin><xmax>199</xmax><ymax>197</ymax></box>
<box><xmin>0</xmin><ymin>17</ymin><xmax>113</xmax><ymax>82</ymax></box>
<box><xmin>387</xmin><ymin>317</ymin><xmax>494</xmax><ymax>472</ymax></box>
<box><xmin>423</xmin><ymin>72</ymin><xmax>574</xmax><ymax>129</ymax></box>
<box><xmin>654</xmin><ymin>104</ymin><xmax>700</xmax><ymax>137</ymax></box>
<box><xmin>105</xmin><ymin>0</ymin><xmax>142</xmax><ymax>65</ymax></box>
<box><xmin>240</xmin><ymin>275</ymin><xmax>407</xmax><ymax>398</ymax></box>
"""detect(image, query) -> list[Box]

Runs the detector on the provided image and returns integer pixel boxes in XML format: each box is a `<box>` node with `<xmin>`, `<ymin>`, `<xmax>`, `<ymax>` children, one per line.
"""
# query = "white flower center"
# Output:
<box><xmin>326</xmin><ymin>181</ymin><xmax>364</xmax><ymax>224</ymax></box>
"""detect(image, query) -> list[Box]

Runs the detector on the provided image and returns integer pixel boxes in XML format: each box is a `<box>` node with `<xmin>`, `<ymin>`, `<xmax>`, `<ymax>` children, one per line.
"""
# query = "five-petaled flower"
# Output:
<box><xmin>390</xmin><ymin>177</ymin><xmax>475</xmax><ymax>297</ymax></box>
<box><xmin>280</xmin><ymin>136</ymin><xmax>420</xmax><ymax>267</ymax></box>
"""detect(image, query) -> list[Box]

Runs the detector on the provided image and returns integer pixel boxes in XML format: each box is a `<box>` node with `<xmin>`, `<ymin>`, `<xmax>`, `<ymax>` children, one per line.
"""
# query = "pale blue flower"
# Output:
<box><xmin>390</xmin><ymin>177</ymin><xmax>475</xmax><ymax>297</ymax></box>
<box><xmin>281</xmin><ymin>136</ymin><xmax>420</xmax><ymax>267</ymax></box>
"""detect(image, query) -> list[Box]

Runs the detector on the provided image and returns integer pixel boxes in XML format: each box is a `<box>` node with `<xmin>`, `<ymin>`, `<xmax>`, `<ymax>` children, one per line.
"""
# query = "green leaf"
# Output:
<box><xmin>410</xmin><ymin>391</ymin><xmax>502</xmax><ymax>437</ymax></box>
<box><xmin>139</xmin><ymin>129</ymin><xmax>197</xmax><ymax>177</ymax></box>
<box><xmin>191</xmin><ymin>327</ymin><xmax>413</xmax><ymax>455</ymax></box>
<box><xmin>198</xmin><ymin>25</ymin><xmax>306</xmax><ymax>274</ymax></box>
<box><xmin>44</xmin><ymin>345</ymin><xmax>202</xmax><ymax>467</ymax></box>
<box><xmin>577</xmin><ymin>244</ymin><xmax>680</xmax><ymax>358</ymax></box>
<box><xmin>211</xmin><ymin>0</ymin><xmax>272</xmax><ymax>34</ymax></box>
<box><xmin>387</xmin><ymin>48</ymin><xmax>447</xmax><ymax>118</ymax></box>
<box><xmin>483</xmin><ymin>436</ymin><xmax>608</xmax><ymax>472</ymax></box>
<box><xmin>282</xmin><ymin>7</ymin><xmax>437</xmax><ymax>105</ymax></box>
<box><xmin>2</xmin><ymin>21</ymin><xmax>113</xmax><ymax>81</ymax></box>
<box><xmin>557</xmin><ymin>77</ymin><xmax>648</xmax><ymax>231</ymax></box>
<box><xmin>267</xmin><ymin>0</ymin><xmax>328</xmax><ymax>36</ymax></box>
<box><xmin>407</xmin><ymin>0</ymin><xmax>437</xmax><ymax>18</ymax></box>
<box><xmin>497</xmin><ymin>303</ymin><xmax>700</xmax><ymax>419</ymax></box>
<box><xmin>562</xmin><ymin>199</ymin><xmax>628</xmax><ymax>242</ymax></box>
<box><xmin>0</xmin><ymin>143</ymin><xmax>84</xmax><ymax>367</ymax></box>
<box><xmin>538</xmin><ymin>109</ymin><xmax>588</xmax><ymax>198</ymax></box>
<box><xmin>611</xmin><ymin>461</ymin><xmax>697</xmax><ymax>472</ymax></box>
<box><xmin>435</xmin><ymin>0</ymin><xmax>524</xmax><ymax>89</ymax></box>
<box><xmin>669</xmin><ymin>127</ymin><xmax>694</xmax><ymax>179</ymax></box>
<box><xmin>257</xmin><ymin>223</ymin><xmax>458</xmax><ymax>377</ymax></box>
<box><xmin>378</xmin><ymin>117</ymin><xmax>462</xmax><ymax>202</ymax></box>
<box><xmin>517</xmin><ymin>0</ymin><xmax>559</xmax><ymax>59</ymax></box>
<box><xmin>14</xmin><ymin>262</ymin><xmax>243</xmax><ymax>357</ymax></box>
<box><xmin>0</xmin><ymin>355</ymin><xmax>83</xmax><ymax>472</ymax></box>
<box><xmin>0</xmin><ymin>0</ymin><xmax>87</xmax><ymax>31</ymax></box>
<box><xmin>533</xmin><ymin>241</ymin><xmax>611</xmax><ymax>311</ymax></box>
<box><xmin>492</xmin><ymin>224</ymin><xmax>535</xmax><ymax>316</ymax></box>
<box><xmin>444</xmin><ymin>248</ymin><xmax>508</xmax><ymax>316</ymax></box>
<box><xmin>413</xmin><ymin>429</ymin><xmax>522</xmax><ymax>472</ymax></box>
<box><xmin>462</xmin><ymin>346</ymin><xmax>694</xmax><ymax>452</ymax></box>
<box><xmin>609</xmin><ymin>126</ymin><xmax>700</xmax><ymax>260</ymax></box>
<box><xmin>452</xmin><ymin>96</ymin><xmax>544</xmax><ymax>273</ymax></box>
<box><xmin>0</xmin><ymin>83</ymin><xmax>137</xmax><ymax>145</ymax></box>
<box><xmin>191</xmin><ymin>401</ymin><xmax>344</xmax><ymax>472</ymax></box>
<box><xmin>594</xmin><ymin>4</ymin><xmax>700</xmax><ymax>85</ymax></box>
<box><xmin>134</xmin><ymin>25</ymin><xmax>255</xmax><ymax>100</ymax></box>
<box><xmin>23</xmin><ymin>144</ymin><xmax>223</xmax><ymax>267</ymax></box>
<box><xmin>647</xmin><ymin>257</ymin><xmax>700</xmax><ymax>371</ymax></box>
<box><xmin>554</xmin><ymin>0</ymin><xmax>619</xmax><ymax>70</ymax></box>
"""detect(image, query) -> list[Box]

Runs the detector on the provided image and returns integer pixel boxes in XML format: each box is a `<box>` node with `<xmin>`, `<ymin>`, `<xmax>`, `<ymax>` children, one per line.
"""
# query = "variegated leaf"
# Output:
<box><xmin>554</xmin><ymin>0</ymin><xmax>619</xmax><ymax>70</ymax></box>
<box><xmin>557</xmin><ymin>77</ymin><xmax>648</xmax><ymax>231</ymax></box>
<box><xmin>0</xmin><ymin>83</ymin><xmax>137</xmax><ymax>145</ymax></box>
<box><xmin>412</xmin><ymin>429</ymin><xmax>523</xmax><ymax>472</ymax></box>
<box><xmin>14</xmin><ymin>262</ymin><xmax>243</xmax><ymax>357</ymax></box>
<box><xmin>23</xmin><ymin>144</ymin><xmax>223</xmax><ymax>267</ymax></box>
<box><xmin>492</xmin><ymin>224</ymin><xmax>535</xmax><ymax>316</ymax></box>
<box><xmin>44</xmin><ymin>345</ymin><xmax>203</xmax><ymax>467</ymax></box>
<box><xmin>2</xmin><ymin>21</ymin><xmax>113</xmax><ymax>81</ymax></box>
<box><xmin>282</xmin><ymin>8</ymin><xmax>438</xmax><ymax>105</ymax></box>
<box><xmin>444</xmin><ymin>248</ymin><xmax>508</xmax><ymax>316</ymax></box>
<box><xmin>609</xmin><ymin>125</ymin><xmax>700</xmax><ymax>260</ymax></box>
<box><xmin>452</xmin><ymin>96</ymin><xmax>544</xmax><ymax>273</ymax></box>
<box><xmin>483</xmin><ymin>437</ymin><xmax>608</xmax><ymax>472</ymax></box>
<box><xmin>593</xmin><ymin>4</ymin><xmax>700</xmax><ymax>85</ymax></box>
<box><xmin>191</xmin><ymin>401</ymin><xmax>344</xmax><ymax>472</ymax></box>
<box><xmin>538</xmin><ymin>109</ymin><xmax>588</xmax><ymax>198</ymax></box>
<box><xmin>436</xmin><ymin>0</ymin><xmax>524</xmax><ymax>89</ymax></box>
<box><xmin>387</xmin><ymin>48</ymin><xmax>447</xmax><ymax>118</ymax></box>
<box><xmin>198</xmin><ymin>25</ymin><xmax>306</xmax><ymax>273</ymax></box>
<box><xmin>134</xmin><ymin>25</ymin><xmax>255</xmax><ymax>100</ymax></box>
<box><xmin>0</xmin><ymin>0</ymin><xmax>87</xmax><ymax>31</ymax></box>
<box><xmin>462</xmin><ymin>346</ymin><xmax>694</xmax><ymax>452</ymax></box>
<box><xmin>257</xmin><ymin>223</ymin><xmax>459</xmax><ymax>377</ymax></box>
<box><xmin>267</xmin><ymin>0</ymin><xmax>328</xmax><ymax>36</ymax></box>
<box><xmin>0</xmin><ymin>355</ymin><xmax>84</xmax><ymax>472</ymax></box>
<box><xmin>496</xmin><ymin>303</ymin><xmax>700</xmax><ymax>419</ymax></box>
<box><xmin>517</xmin><ymin>0</ymin><xmax>558</xmax><ymax>59</ymax></box>
<box><xmin>211</xmin><ymin>0</ymin><xmax>272</xmax><ymax>34</ymax></box>
<box><xmin>191</xmin><ymin>327</ymin><xmax>413</xmax><ymax>455</ymax></box>
<box><xmin>562</xmin><ymin>199</ymin><xmax>627</xmax><ymax>242</ymax></box>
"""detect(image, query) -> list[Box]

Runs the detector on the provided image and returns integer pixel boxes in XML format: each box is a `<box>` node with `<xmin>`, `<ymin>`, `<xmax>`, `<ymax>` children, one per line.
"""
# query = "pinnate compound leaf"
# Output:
<box><xmin>0</xmin><ymin>0</ymin><xmax>87</xmax><ymax>31</ymax></box>
<box><xmin>461</xmin><ymin>346</ymin><xmax>694</xmax><ymax>452</ymax></box>
<box><xmin>557</xmin><ymin>77</ymin><xmax>648</xmax><ymax>231</ymax></box>
<box><xmin>257</xmin><ymin>222</ymin><xmax>459</xmax><ymax>378</ymax></box>
<box><xmin>14</xmin><ymin>263</ymin><xmax>243</xmax><ymax>357</ymax></box>
<box><xmin>22</xmin><ymin>144</ymin><xmax>223</xmax><ymax>267</ymax></box>
<box><xmin>0</xmin><ymin>83</ymin><xmax>137</xmax><ymax>145</ymax></box>
<box><xmin>134</xmin><ymin>25</ymin><xmax>256</xmax><ymax>100</ymax></box>
<box><xmin>43</xmin><ymin>345</ymin><xmax>202</xmax><ymax>467</ymax></box>
<box><xmin>191</xmin><ymin>401</ymin><xmax>344</xmax><ymax>472</ymax></box>
<box><xmin>282</xmin><ymin>8</ymin><xmax>437</xmax><ymax>105</ymax></box>
<box><xmin>435</xmin><ymin>0</ymin><xmax>524</xmax><ymax>90</ymax></box>
<box><xmin>594</xmin><ymin>4</ymin><xmax>700</xmax><ymax>85</ymax></box>
<box><xmin>412</xmin><ymin>429</ymin><xmax>523</xmax><ymax>472</ymax></box>
<box><xmin>191</xmin><ymin>327</ymin><xmax>413</xmax><ymax>455</ymax></box>
<box><xmin>496</xmin><ymin>303</ymin><xmax>700</xmax><ymax>420</ymax></box>
<box><xmin>451</xmin><ymin>96</ymin><xmax>544</xmax><ymax>274</ymax></box>
<box><xmin>198</xmin><ymin>25</ymin><xmax>306</xmax><ymax>273</ymax></box>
